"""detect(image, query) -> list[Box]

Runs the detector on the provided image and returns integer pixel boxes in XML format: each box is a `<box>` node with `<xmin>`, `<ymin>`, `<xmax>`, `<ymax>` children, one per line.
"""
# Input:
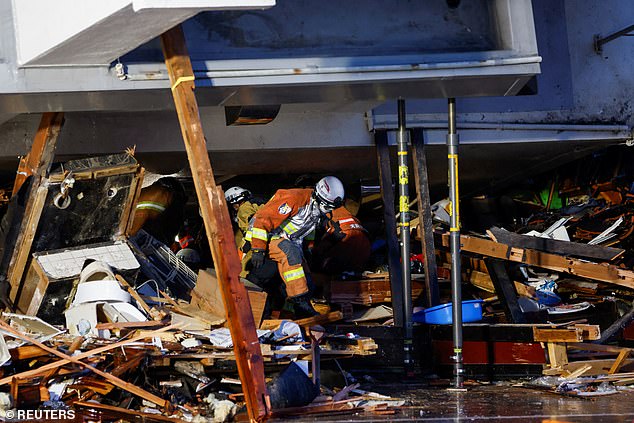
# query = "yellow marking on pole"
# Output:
<box><xmin>454</xmin><ymin>155</ymin><xmax>460</xmax><ymax>222</ymax></box>
<box><xmin>399</xmin><ymin>196</ymin><xmax>409</xmax><ymax>213</ymax></box>
<box><xmin>398</xmin><ymin>151</ymin><xmax>408</xmax><ymax>156</ymax></box>
<box><xmin>398</xmin><ymin>166</ymin><xmax>409</xmax><ymax>185</ymax></box>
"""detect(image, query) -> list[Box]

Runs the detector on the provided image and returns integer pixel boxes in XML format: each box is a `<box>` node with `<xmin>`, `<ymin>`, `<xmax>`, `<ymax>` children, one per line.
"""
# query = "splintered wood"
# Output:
<box><xmin>532</xmin><ymin>323</ymin><xmax>634</xmax><ymax>377</ymax></box>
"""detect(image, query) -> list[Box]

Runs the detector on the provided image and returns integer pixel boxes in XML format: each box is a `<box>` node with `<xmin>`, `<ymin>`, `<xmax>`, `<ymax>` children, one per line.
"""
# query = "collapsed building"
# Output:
<box><xmin>0</xmin><ymin>0</ymin><xmax>632</xmax><ymax>421</ymax></box>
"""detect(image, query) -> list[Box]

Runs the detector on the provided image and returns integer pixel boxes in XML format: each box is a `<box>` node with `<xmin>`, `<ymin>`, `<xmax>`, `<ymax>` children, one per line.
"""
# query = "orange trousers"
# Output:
<box><xmin>268</xmin><ymin>238</ymin><xmax>309</xmax><ymax>298</ymax></box>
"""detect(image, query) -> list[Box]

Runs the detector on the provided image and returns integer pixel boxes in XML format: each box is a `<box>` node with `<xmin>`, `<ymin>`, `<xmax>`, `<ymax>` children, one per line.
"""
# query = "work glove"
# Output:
<box><xmin>331</xmin><ymin>221</ymin><xmax>346</xmax><ymax>242</ymax></box>
<box><xmin>251</xmin><ymin>249</ymin><xmax>265</xmax><ymax>269</ymax></box>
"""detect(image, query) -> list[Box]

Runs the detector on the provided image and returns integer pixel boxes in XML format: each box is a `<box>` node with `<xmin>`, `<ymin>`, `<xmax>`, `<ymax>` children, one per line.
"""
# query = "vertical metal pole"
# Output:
<box><xmin>397</xmin><ymin>98</ymin><xmax>413</xmax><ymax>374</ymax></box>
<box><xmin>447</xmin><ymin>98</ymin><xmax>464</xmax><ymax>388</ymax></box>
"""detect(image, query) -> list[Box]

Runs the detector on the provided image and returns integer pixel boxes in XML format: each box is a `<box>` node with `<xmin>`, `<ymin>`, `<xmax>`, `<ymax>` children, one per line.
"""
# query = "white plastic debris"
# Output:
<box><xmin>203</xmin><ymin>394</ymin><xmax>237</xmax><ymax>423</ymax></box>
<box><xmin>181</xmin><ymin>338</ymin><xmax>203</xmax><ymax>349</ymax></box>
<box><xmin>208</xmin><ymin>328</ymin><xmax>270</xmax><ymax>348</ymax></box>
<box><xmin>272</xmin><ymin>320</ymin><xmax>303</xmax><ymax>343</ymax></box>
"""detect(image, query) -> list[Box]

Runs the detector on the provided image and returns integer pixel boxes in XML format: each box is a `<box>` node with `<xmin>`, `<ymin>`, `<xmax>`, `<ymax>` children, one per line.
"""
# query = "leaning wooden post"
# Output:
<box><xmin>374</xmin><ymin>130</ymin><xmax>404</xmax><ymax>327</ymax></box>
<box><xmin>411</xmin><ymin>128</ymin><xmax>440</xmax><ymax>307</ymax></box>
<box><xmin>160</xmin><ymin>25</ymin><xmax>270</xmax><ymax>421</ymax></box>
<box><xmin>12</xmin><ymin>112</ymin><xmax>64</xmax><ymax>196</ymax></box>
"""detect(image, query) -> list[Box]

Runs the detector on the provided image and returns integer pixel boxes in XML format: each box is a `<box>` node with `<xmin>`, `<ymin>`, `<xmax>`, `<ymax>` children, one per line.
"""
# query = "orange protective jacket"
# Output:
<box><xmin>327</xmin><ymin>207</ymin><xmax>367</xmax><ymax>239</ymax></box>
<box><xmin>249</xmin><ymin>188</ymin><xmax>320</xmax><ymax>251</ymax></box>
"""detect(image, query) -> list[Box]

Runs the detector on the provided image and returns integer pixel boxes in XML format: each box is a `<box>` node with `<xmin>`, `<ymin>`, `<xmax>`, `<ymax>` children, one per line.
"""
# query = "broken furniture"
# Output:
<box><xmin>5</xmin><ymin>154</ymin><xmax>143</xmax><ymax>322</ymax></box>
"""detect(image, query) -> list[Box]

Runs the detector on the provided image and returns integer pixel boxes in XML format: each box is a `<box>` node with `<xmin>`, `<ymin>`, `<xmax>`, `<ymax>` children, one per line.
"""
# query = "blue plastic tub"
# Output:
<box><xmin>412</xmin><ymin>300</ymin><xmax>484</xmax><ymax>324</ymax></box>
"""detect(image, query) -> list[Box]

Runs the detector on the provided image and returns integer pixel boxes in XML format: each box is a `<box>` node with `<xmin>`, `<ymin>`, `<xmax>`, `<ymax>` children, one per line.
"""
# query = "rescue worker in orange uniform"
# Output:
<box><xmin>248</xmin><ymin>176</ymin><xmax>345</xmax><ymax>317</ymax></box>
<box><xmin>129</xmin><ymin>177</ymin><xmax>186</xmax><ymax>245</ymax></box>
<box><xmin>312</xmin><ymin>205</ymin><xmax>371</xmax><ymax>274</ymax></box>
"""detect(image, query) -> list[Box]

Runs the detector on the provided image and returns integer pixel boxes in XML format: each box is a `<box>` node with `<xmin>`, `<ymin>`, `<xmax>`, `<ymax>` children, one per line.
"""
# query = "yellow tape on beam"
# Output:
<box><xmin>171</xmin><ymin>75</ymin><xmax>195</xmax><ymax>91</ymax></box>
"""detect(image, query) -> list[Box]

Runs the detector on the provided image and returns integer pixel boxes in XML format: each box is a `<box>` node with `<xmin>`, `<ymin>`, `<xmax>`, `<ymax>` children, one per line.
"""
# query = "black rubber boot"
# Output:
<box><xmin>290</xmin><ymin>294</ymin><xmax>319</xmax><ymax>319</ymax></box>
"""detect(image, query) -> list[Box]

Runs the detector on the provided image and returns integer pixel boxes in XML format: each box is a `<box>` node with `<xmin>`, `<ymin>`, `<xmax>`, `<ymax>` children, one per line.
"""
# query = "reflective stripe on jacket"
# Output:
<box><xmin>328</xmin><ymin>206</ymin><xmax>367</xmax><ymax>235</ymax></box>
<box><xmin>250</xmin><ymin>188</ymin><xmax>320</xmax><ymax>251</ymax></box>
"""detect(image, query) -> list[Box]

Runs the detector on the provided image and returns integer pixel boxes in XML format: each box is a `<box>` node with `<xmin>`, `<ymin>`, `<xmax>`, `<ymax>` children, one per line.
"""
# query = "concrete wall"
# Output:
<box><xmin>377</xmin><ymin>0</ymin><xmax>633</xmax><ymax>128</ymax></box>
<box><xmin>0</xmin><ymin>0</ymin><xmax>630</xmax><ymax>180</ymax></box>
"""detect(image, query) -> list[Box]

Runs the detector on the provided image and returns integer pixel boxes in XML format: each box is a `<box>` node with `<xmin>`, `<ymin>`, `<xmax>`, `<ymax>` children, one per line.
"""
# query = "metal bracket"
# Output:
<box><xmin>594</xmin><ymin>24</ymin><xmax>634</xmax><ymax>54</ymax></box>
<box><xmin>53</xmin><ymin>171</ymin><xmax>75</xmax><ymax>209</ymax></box>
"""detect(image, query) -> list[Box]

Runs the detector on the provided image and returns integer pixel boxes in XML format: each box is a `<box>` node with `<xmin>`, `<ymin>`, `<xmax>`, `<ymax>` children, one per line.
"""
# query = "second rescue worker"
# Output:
<box><xmin>248</xmin><ymin>176</ymin><xmax>345</xmax><ymax>317</ymax></box>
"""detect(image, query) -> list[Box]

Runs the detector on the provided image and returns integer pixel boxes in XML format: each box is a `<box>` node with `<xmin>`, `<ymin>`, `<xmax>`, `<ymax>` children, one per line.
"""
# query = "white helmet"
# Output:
<box><xmin>225</xmin><ymin>186</ymin><xmax>251</xmax><ymax>205</ymax></box>
<box><xmin>314</xmin><ymin>176</ymin><xmax>345</xmax><ymax>213</ymax></box>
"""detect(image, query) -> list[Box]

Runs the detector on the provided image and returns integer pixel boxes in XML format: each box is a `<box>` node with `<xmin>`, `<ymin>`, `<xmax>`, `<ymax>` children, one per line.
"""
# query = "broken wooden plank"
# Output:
<box><xmin>609</xmin><ymin>350</ymin><xmax>630</xmax><ymax>374</ymax></box>
<box><xmin>546</xmin><ymin>342</ymin><xmax>568</xmax><ymax>370</ymax></box>
<box><xmin>121</xmin><ymin>166</ymin><xmax>145</xmax><ymax>238</ymax></box>
<box><xmin>0</xmin><ymin>320</ymin><xmax>169</xmax><ymax>409</ymax></box>
<box><xmin>74</xmin><ymin>401</ymin><xmax>177</xmax><ymax>422</ymax></box>
<box><xmin>573</xmin><ymin>324</ymin><xmax>601</xmax><ymax>341</ymax></box>
<box><xmin>114</xmin><ymin>274</ymin><xmax>153</xmax><ymax>316</ymax></box>
<box><xmin>488</xmin><ymin>227</ymin><xmax>625</xmax><ymax>262</ymax></box>
<box><xmin>161</xmin><ymin>25</ymin><xmax>269</xmax><ymax>421</ymax></box>
<box><xmin>8</xmin><ymin>345</ymin><xmax>49</xmax><ymax>361</ymax></box>
<box><xmin>8</xmin><ymin>185</ymin><xmax>48</xmax><ymax>304</ymax></box>
<box><xmin>0</xmin><ymin>323</ymin><xmax>182</xmax><ymax>385</ymax></box>
<box><xmin>564</xmin><ymin>364</ymin><xmax>592</xmax><ymax>379</ymax></box>
<box><xmin>12</xmin><ymin>112</ymin><xmax>64</xmax><ymax>196</ymax></box>
<box><xmin>438</xmin><ymin>232</ymin><xmax>634</xmax><ymax>290</ymax></box>
<box><xmin>469</xmin><ymin>270</ymin><xmax>535</xmax><ymax>298</ymax></box>
<box><xmin>95</xmin><ymin>321</ymin><xmax>167</xmax><ymax>330</ymax></box>
<box><xmin>562</xmin><ymin>359</ymin><xmax>634</xmax><ymax>376</ymax></box>
<box><xmin>533</xmin><ymin>327</ymin><xmax>583</xmax><ymax>343</ymax></box>
<box><xmin>295</xmin><ymin>311</ymin><xmax>343</xmax><ymax>327</ymax></box>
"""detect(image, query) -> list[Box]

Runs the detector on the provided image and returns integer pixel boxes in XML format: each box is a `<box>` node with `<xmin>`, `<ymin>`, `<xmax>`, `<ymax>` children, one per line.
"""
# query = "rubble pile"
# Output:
<box><xmin>0</xmin><ymin>153</ymin><xmax>401</xmax><ymax>421</ymax></box>
<box><xmin>4</xmin><ymin>141</ymin><xmax>634</xmax><ymax>418</ymax></box>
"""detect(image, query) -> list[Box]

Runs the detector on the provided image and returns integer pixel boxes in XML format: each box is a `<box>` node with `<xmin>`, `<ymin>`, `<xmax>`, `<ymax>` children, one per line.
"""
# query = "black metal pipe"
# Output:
<box><xmin>594</xmin><ymin>24</ymin><xmax>634</xmax><ymax>53</ymax></box>
<box><xmin>397</xmin><ymin>98</ymin><xmax>413</xmax><ymax>373</ymax></box>
<box><xmin>447</xmin><ymin>98</ymin><xmax>464</xmax><ymax>388</ymax></box>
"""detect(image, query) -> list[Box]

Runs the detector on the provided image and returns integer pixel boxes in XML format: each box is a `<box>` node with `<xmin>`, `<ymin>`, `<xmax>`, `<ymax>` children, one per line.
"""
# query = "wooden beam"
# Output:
<box><xmin>12</xmin><ymin>112</ymin><xmax>64</xmax><ymax>196</ymax></box>
<box><xmin>8</xmin><ymin>185</ymin><xmax>48</xmax><ymax>303</ymax></box>
<box><xmin>438</xmin><ymin>232</ymin><xmax>634</xmax><ymax>290</ymax></box>
<box><xmin>294</xmin><ymin>311</ymin><xmax>343</xmax><ymax>328</ymax></box>
<box><xmin>533</xmin><ymin>327</ymin><xmax>583</xmax><ymax>343</ymax></box>
<box><xmin>0</xmin><ymin>323</ymin><xmax>181</xmax><ymax>385</ymax></box>
<box><xmin>374</xmin><ymin>131</ymin><xmax>404</xmax><ymax>327</ymax></box>
<box><xmin>411</xmin><ymin>129</ymin><xmax>439</xmax><ymax>307</ymax></box>
<box><xmin>487</xmin><ymin>227</ymin><xmax>624</xmax><ymax>262</ymax></box>
<box><xmin>0</xmin><ymin>320</ymin><xmax>169</xmax><ymax>409</ymax></box>
<box><xmin>546</xmin><ymin>342</ymin><xmax>568</xmax><ymax>369</ymax></box>
<box><xmin>609</xmin><ymin>350</ymin><xmax>630</xmax><ymax>374</ymax></box>
<box><xmin>485</xmin><ymin>259</ymin><xmax>526</xmax><ymax>323</ymax></box>
<box><xmin>74</xmin><ymin>401</ymin><xmax>177</xmax><ymax>422</ymax></box>
<box><xmin>160</xmin><ymin>25</ymin><xmax>269</xmax><ymax>421</ymax></box>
